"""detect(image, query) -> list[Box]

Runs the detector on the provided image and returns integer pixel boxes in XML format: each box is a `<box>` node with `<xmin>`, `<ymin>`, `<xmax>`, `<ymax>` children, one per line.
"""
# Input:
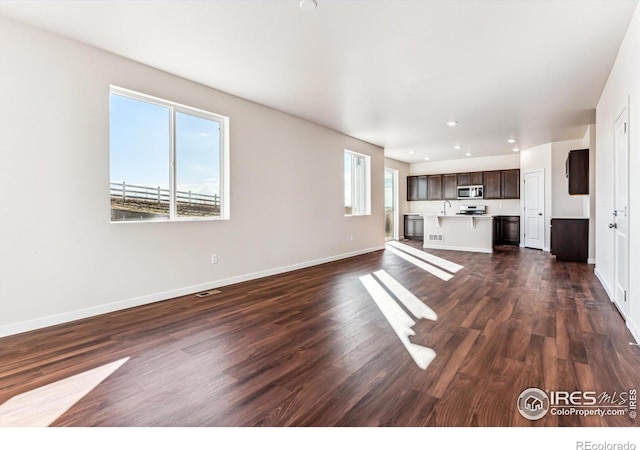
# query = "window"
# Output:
<box><xmin>344</xmin><ymin>150</ymin><xmax>371</xmax><ymax>216</ymax></box>
<box><xmin>109</xmin><ymin>86</ymin><xmax>229</xmax><ymax>222</ymax></box>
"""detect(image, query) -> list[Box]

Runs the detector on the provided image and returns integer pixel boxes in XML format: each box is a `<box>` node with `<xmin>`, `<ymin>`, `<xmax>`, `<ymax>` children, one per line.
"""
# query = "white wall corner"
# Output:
<box><xmin>594</xmin><ymin>267</ymin><xmax>613</xmax><ymax>300</ymax></box>
<box><xmin>627</xmin><ymin>318</ymin><xmax>640</xmax><ymax>345</ymax></box>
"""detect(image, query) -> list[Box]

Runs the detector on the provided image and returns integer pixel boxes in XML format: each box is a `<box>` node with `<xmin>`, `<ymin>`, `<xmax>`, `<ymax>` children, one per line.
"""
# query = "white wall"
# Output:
<box><xmin>409</xmin><ymin>199</ymin><xmax>520</xmax><ymax>216</ymax></box>
<box><xmin>595</xmin><ymin>4</ymin><xmax>640</xmax><ymax>342</ymax></box>
<box><xmin>384</xmin><ymin>157</ymin><xmax>410</xmax><ymax>238</ymax></box>
<box><xmin>410</xmin><ymin>154</ymin><xmax>520</xmax><ymax>175</ymax></box>
<box><xmin>520</xmin><ymin>143</ymin><xmax>553</xmax><ymax>251</ymax></box>
<box><xmin>0</xmin><ymin>18</ymin><xmax>385</xmax><ymax>335</ymax></box>
<box><xmin>551</xmin><ymin>139</ymin><xmax>588</xmax><ymax>218</ymax></box>
<box><xmin>583</xmin><ymin>125</ymin><xmax>597</xmax><ymax>263</ymax></box>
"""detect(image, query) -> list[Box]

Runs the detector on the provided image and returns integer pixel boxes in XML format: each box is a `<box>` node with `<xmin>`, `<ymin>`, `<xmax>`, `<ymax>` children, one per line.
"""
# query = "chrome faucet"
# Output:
<box><xmin>443</xmin><ymin>200</ymin><xmax>452</xmax><ymax>215</ymax></box>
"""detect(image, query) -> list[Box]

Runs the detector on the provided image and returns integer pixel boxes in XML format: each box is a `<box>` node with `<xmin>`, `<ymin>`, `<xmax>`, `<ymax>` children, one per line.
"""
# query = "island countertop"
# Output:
<box><xmin>409</xmin><ymin>213</ymin><xmax>494</xmax><ymax>217</ymax></box>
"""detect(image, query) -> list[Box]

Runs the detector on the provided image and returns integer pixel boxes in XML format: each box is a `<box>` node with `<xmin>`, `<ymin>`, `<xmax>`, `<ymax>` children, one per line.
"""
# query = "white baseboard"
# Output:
<box><xmin>543</xmin><ymin>246</ymin><xmax>550</xmax><ymax>253</ymax></box>
<box><xmin>422</xmin><ymin>244</ymin><xmax>492</xmax><ymax>254</ymax></box>
<box><xmin>593</xmin><ymin>268</ymin><xmax>639</xmax><ymax>344</ymax></box>
<box><xmin>0</xmin><ymin>245</ymin><xmax>385</xmax><ymax>338</ymax></box>
<box><xmin>627</xmin><ymin>318</ymin><xmax>640</xmax><ymax>345</ymax></box>
<box><xmin>594</xmin><ymin>267</ymin><xmax>613</xmax><ymax>301</ymax></box>
<box><xmin>587</xmin><ymin>258</ymin><xmax>596</xmax><ymax>265</ymax></box>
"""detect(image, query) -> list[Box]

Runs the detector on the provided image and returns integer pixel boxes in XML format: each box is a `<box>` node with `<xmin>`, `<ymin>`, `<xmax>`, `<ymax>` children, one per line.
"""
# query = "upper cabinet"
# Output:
<box><xmin>443</xmin><ymin>174</ymin><xmax>458</xmax><ymax>200</ymax></box>
<box><xmin>457</xmin><ymin>173</ymin><xmax>470</xmax><ymax>186</ymax></box>
<box><xmin>470</xmin><ymin>172</ymin><xmax>484</xmax><ymax>185</ymax></box>
<box><xmin>407</xmin><ymin>175</ymin><xmax>428</xmax><ymax>201</ymax></box>
<box><xmin>501</xmin><ymin>169</ymin><xmax>520</xmax><ymax>199</ymax></box>
<box><xmin>566</xmin><ymin>149</ymin><xmax>589</xmax><ymax>195</ymax></box>
<box><xmin>484</xmin><ymin>171</ymin><xmax>502</xmax><ymax>199</ymax></box>
<box><xmin>427</xmin><ymin>175</ymin><xmax>443</xmax><ymax>200</ymax></box>
<box><xmin>456</xmin><ymin>171</ymin><xmax>483</xmax><ymax>187</ymax></box>
<box><xmin>407</xmin><ymin>168</ymin><xmax>520</xmax><ymax>201</ymax></box>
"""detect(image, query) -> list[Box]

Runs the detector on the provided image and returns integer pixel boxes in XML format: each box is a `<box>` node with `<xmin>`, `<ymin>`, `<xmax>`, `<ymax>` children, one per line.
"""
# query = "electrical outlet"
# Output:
<box><xmin>211</xmin><ymin>254</ymin><xmax>218</xmax><ymax>264</ymax></box>
<box><xmin>349</xmin><ymin>235</ymin><xmax>353</xmax><ymax>242</ymax></box>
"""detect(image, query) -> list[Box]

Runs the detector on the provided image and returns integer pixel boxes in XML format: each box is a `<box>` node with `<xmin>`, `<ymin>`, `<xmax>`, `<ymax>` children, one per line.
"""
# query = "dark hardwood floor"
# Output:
<box><xmin>1</xmin><ymin>242</ymin><xmax>639</xmax><ymax>426</ymax></box>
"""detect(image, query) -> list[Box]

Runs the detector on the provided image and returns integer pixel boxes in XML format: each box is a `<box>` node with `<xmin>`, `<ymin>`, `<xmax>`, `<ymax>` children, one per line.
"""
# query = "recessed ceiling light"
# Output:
<box><xmin>465</xmin><ymin>152</ymin><xmax>472</xmax><ymax>157</ymax></box>
<box><xmin>423</xmin><ymin>157</ymin><xmax>430</xmax><ymax>161</ymax></box>
<box><xmin>408</xmin><ymin>150</ymin><xmax>415</xmax><ymax>155</ymax></box>
<box><xmin>446</xmin><ymin>121</ymin><xmax>458</xmax><ymax>127</ymax></box>
<box><xmin>453</xmin><ymin>144</ymin><xmax>461</xmax><ymax>150</ymax></box>
<box><xmin>507</xmin><ymin>138</ymin><xmax>517</xmax><ymax>144</ymax></box>
<box><xmin>512</xmin><ymin>147</ymin><xmax>520</xmax><ymax>152</ymax></box>
<box><xmin>299</xmin><ymin>0</ymin><xmax>317</xmax><ymax>11</ymax></box>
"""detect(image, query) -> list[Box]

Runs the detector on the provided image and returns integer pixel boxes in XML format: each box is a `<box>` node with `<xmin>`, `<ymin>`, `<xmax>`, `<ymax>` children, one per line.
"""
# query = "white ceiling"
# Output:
<box><xmin>0</xmin><ymin>0</ymin><xmax>637</xmax><ymax>163</ymax></box>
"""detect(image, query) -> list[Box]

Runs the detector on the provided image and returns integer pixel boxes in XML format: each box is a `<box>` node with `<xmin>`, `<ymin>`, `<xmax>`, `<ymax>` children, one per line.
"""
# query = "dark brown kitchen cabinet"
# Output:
<box><xmin>470</xmin><ymin>172</ymin><xmax>483</xmax><ymax>185</ymax></box>
<box><xmin>404</xmin><ymin>215</ymin><xmax>424</xmax><ymax>240</ymax></box>
<box><xmin>456</xmin><ymin>172</ymin><xmax>483</xmax><ymax>187</ymax></box>
<box><xmin>408</xmin><ymin>168</ymin><xmax>519</xmax><ymax>201</ymax></box>
<box><xmin>427</xmin><ymin>175</ymin><xmax>443</xmax><ymax>200</ymax></box>
<box><xmin>493</xmin><ymin>215</ymin><xmax>520</xmax><ymax>246</ymax></box>
<box><xmin>551</xmin><ymin>218</ymin><xmax>588</xmax><ymax>262</ymax></box>
<box><xmin>443</xmin><ymin>174</ymin><xmax>458</xmax><ymax>200</ymax></box>
<box><xmin>484</xmin><ymin>171</ymin><xmax>502</xmax><ymax>199</ymax></box>
<box><xmin>407</xmin><ymin>176</ymin><xmax>428</xmax><ymax>201</ymax></box>
<box><xmin>457</xmin><ymin>173</ymin><xmax>470</xmax><ymax>186</ymax></box>
<box><xmin>566</xmin><ymin>149</ymin><xmax>589</xmax><ymax>195</ymax></box>
<box><xmin>501</xmin><ymin>169</ymin><xmax>520</xmax><ymax>199</ymax></box>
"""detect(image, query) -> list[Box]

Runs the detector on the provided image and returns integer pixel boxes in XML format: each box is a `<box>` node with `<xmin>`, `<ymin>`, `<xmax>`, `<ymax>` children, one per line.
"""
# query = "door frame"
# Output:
<box><xmin>384</xmin><ymin>167</ymin><xmax>399</xmax><ymax>241</ymax></box>
<box><xmin>612</xmin><ymin>99</ymin><xmax>630</xmax><ymax>318</ymax></box>
<box><xmin>523</xmin><ymin>169</ymin><xmax>545</xmax><ymax>250</ymax></box>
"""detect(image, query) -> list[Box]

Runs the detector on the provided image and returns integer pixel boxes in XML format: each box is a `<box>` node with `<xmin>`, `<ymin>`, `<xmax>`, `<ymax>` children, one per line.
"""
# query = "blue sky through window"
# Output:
<box><xmin>110</xmin><ymin>93</ymin><xmax>220</xmax><ymax>196</ymax></box>
<box><xmin>176</xmin><ymin>112</ymin><xmax>220</xmax><ymax>197</ymax></box>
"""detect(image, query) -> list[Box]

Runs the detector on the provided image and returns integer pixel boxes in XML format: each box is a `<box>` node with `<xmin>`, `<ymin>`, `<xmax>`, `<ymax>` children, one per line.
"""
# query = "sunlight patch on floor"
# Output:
<box><xmin>373</xmin><ymin>270</ymin><xmax>437</xmax><ymax>321</ymax></box>
<box><xmin>0</xmin><ymin>357</ymin><xmax>129</xmax><ymax>427</ymax></box>
<box><xmin>386</xmin><ymin>240</ymin><xmax>464</xmax><ymax>273</ymax></box>
<box><xmin>360</xmin><ymin>274</ymin><xmax>436</xmax><ymax>370</ymax></box>
<box><xmin>385</xmin><ymin>245</ymin><xmax>453</xmax><ymax>281</ymax></box>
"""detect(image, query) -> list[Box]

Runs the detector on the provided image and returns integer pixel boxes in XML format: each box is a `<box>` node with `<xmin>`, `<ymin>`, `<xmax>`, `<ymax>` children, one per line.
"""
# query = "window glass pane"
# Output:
<box><xmin>385</xmin><ymin>169</ymin><xmax>395</xmax><ymax>238</ymax></box>
<box><xmin>344</xmin><ymin>152</ymin><xmax>352</xmax><ymax>215</ymax></box>
<box><xmin>175</xmin><ymin>112</ymin><xmax>221</xmax><ymax>218</ymax></box>
<box><xmin>110</xmin><ymin>94</ymin><xmax>170</xmax><ymax>221</ymax></box>
<box><xmin>354</xmin><ymin>155</ymin><xmax>366</xmax><ymax>214</ymax></box>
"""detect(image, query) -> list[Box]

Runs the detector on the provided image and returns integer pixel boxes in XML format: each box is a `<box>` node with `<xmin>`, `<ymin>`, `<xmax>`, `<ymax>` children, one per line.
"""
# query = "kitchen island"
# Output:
<box><xmin>420</xmin><ymin>213</ymin><xmax>494</xmax><ymax>253</ymax></box>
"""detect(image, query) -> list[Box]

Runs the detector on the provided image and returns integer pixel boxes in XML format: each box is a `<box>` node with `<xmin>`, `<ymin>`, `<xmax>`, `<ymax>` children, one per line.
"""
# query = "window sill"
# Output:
<box><xmin>110</xmin><ymin>216</ymin><xmax>229</xmax><ymax>224</ymax></box>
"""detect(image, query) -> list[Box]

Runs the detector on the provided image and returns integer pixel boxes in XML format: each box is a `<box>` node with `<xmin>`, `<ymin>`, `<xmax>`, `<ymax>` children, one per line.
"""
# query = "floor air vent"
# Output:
<box><xmin>427</xmin><ymin>233</ymin><xmax>444</xmax><ymax>242</ymax></box>
<box><xmin>195</xmin><ymin>289</ymin><xmax>221</xmax><ymax>298</ymax></box>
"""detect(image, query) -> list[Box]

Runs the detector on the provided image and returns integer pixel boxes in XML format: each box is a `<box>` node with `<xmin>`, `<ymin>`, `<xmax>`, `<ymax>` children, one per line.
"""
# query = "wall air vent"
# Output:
<box><xmin>427</xmin><ymin>234</ymin><xmax>444</xmax><ymax>242</ymax></box>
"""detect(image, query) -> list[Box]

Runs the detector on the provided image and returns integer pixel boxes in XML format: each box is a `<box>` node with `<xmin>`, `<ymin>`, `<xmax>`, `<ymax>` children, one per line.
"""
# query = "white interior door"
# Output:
<box><xmin>612</xmin><ymin>107</ymin><xmax>629</xmax><ymax>317</ymax></box>
<box><xmin>524</xmin><ymin>170</ymin><xmax>545</xmax><ymax>249</ymax></box>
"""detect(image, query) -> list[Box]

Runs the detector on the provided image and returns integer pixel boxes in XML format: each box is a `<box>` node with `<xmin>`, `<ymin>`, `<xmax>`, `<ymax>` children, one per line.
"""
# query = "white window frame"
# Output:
<box><xmin>109</xmin><ymin>85</ymin><xmax>230</xmax><ymax>223</ymax></box>
<box><xmin>344</xmin><ymin>149</ymin><xmax>371</xmax><ymax>216</ymax></box>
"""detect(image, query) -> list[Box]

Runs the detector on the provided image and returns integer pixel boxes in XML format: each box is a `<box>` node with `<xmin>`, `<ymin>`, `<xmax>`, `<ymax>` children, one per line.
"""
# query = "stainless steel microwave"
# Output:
<box><xmin>457</xmin><ymin>185</ymin><xmax>484</xmax><ymax>199</ymax></box>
